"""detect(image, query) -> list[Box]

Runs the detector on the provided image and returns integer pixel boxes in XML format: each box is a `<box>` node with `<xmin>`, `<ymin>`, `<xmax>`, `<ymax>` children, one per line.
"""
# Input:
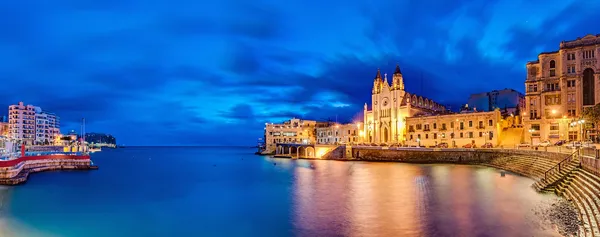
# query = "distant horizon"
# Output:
<box><xmin>1</xmin><ymin>0</ymin><xmax>598</xmax><ymax>145</ymax></box>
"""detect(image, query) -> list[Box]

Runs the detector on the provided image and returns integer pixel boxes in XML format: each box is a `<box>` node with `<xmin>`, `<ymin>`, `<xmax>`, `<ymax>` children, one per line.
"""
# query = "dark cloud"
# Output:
<box><xmin>1</xmin><ymin>0</ymin><xmax>599</xmax><ymax>145</ymax></box>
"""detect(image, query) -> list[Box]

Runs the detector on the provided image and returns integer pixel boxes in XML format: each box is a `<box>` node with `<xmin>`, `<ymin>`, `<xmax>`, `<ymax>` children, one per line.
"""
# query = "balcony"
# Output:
<box><xmin>542</xmin><ymin>88</ymin><xmax>561</xmax><ymax>93</ymax></box>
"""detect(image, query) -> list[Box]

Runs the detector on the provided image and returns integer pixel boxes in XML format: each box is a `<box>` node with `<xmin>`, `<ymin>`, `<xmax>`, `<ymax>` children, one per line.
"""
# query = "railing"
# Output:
<box><xmin>544</xmin><ymin>151</ymin><xmax>578</xmax><ymax>181</ymax></box>
<box><xmin>581</xmin><ymin>147</ymin><xmax>600</xmax><ymax>159</ymax></box>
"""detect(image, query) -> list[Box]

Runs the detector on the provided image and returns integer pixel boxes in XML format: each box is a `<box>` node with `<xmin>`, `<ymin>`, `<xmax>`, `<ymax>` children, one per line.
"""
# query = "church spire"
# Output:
<box><xmin>392</xmin><ymin>64</ymin><xmax>404</xmax><ymax>91</ymax></box>
<box><xmin>394</xmin><ymin>64</ymin><xmax>402</xmax><ymax>75</ymax></box>
<box><xmin>375</xmin><ymin>68</ymin><xmax>382</xmax><ymax>80</ymax></box>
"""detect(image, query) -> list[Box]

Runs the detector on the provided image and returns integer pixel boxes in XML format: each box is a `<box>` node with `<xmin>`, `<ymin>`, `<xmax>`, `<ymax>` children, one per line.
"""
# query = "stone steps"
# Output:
<box><xmin>564</xmin><ymin>187</ymin><xmax>594</xmax><ymax>236</ymax></box>
<box><xmin>569</xmin><ymin>176</ymin><xmax>600</xmax><ymax>236</ymax></box>
<box><xmin>534</xmin><ymin>161</ymin><xmax>579</xmax><ymax>192</ymax></box>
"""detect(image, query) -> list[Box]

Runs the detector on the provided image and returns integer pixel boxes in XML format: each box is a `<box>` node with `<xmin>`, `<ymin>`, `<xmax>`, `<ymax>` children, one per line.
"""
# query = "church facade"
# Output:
<box><xmin>363</xmin><ymin>65</ymin><xmax>446</xmax><ymax>144</ymax></box>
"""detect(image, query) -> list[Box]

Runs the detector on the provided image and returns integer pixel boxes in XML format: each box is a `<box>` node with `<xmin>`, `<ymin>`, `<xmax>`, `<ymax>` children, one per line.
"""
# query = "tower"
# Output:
<box><xmin>392</xmin><ymin>64</ymin><xmax>404</xmax><ymax>91</ymax></box>
<box><xmin>372</xmin><ymin>68</ymin><xmax>382</xmax><ymax>94</ymax></box>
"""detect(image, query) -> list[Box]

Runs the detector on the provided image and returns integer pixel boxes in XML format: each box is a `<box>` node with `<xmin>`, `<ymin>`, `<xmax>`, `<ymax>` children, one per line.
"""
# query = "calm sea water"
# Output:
<box><xmin>0</xmin><ymin>147</ymin><xmax>563</xmax><ymax>237</ymax></box>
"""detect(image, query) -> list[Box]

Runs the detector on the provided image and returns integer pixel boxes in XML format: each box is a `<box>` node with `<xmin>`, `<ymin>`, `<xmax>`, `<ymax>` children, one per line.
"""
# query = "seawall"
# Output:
<box><xmin>0</xmin><ymin>155</ymin><xmax>96</xmax><ymax>185</ymax></box>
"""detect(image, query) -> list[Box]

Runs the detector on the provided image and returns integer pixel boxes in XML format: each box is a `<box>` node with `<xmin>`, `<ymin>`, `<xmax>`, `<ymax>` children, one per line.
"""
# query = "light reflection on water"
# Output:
<box><xmin>291</xmin><ymin>161</ymin><xmax>562</xmax><ymax>237</ymax></box>
<box><xmin>0</xmin><ymin>148</ymin><xmax>565</xmax><ymax>237</ymax></box>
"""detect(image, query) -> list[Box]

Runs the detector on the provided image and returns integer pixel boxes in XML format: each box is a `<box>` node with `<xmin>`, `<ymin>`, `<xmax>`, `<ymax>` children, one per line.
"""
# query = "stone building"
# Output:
<box><xmin>524</xmin><ymin>34</ymin><xmax>600</xmax><ymax>144</ymax></box>
<box><xmin>405</xmin><ymin>110</ymin><xmax>503</xmax><ymax>147</ymax></box>
<box><xmin>316</xmin><ymin>123</ymin><xmax>361</xmax><ymax>145</ymax></box>
<box><xmin>263</xmin><ymin>118</ymin><xmax>329</xmax><ymax>153</ymax></box>
<box><xmin>363</xmin><ymin>65</ymin><xmax>446</xmax><ymax>144</ymax></box>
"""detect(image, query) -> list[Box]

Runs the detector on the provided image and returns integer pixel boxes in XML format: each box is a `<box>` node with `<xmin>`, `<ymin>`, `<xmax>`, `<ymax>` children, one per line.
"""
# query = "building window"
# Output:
<box><xmin>567</xmin><ymin>80</ymin><xmax>576</xmax><ymax>87</ymax></box>
<box><xmin>450</xmin><ymin>122</ymin><xmax>454</xmax><ymax>129</ymax></box>
<box><xmin>416</xmin><ymin>124</ymin><xmax>422</xmax><ymax>130</ymax></box>
<box><xmin>451</xmin><ymin>133</ymin><xmax>455</xmax><ymax>139</ymax></box>
<box><xmin>460</xmin><ymin>132</ymin><xmax>463</xmax><ymax>138</ymax></box>
<box><xmin>488</xmin><ymin>119</ymin><xmax>493</xmax><ymax>126</ymax></box>
<box><xmin>528</xmin><ymin>84</ymin><xmax>538</xmax><ymax>92</ymax></box>
<box><xmin>489</xmin><ymin>132</ymin><xmax>493</xmax><ymax>139</ymax></box>
<box><xmin>567</xmin><ymin>65</ymin><xmax>576</xmax><ymax>74</ymax></box>
<box><xmin>468</xmin><ymin>121</ymin><xmax>473</xmax><ymax>127</ymax></box>
<box><xmin>442</xmin><ymin>123</ymin><xmax>447</xmax><ymax>130</ymax></box>
<box><xmin>584</xmin><ymin>50</ymin><xmax>596</xmax><ymax>59</ymax></box>
<box><xmin>468</xmin><ymin>132</ymin><xmax>473</xmax><ymax>138</ymax></box>
<box><xmin>410</xmin><ymin>135</ymin><xmax>413</xmax><ymax>140</ymax></box>
<box><xmin>478</xmin><ymin>121</ymin><xmax>483</xmax><ymax>128</ymax></box>
<box><xmin>460</xmin><ymin>122</ymin><xmax>464</xmax><ymax>130</ymax></box>
<box><xmin>479</xmin><ymin>132</ymin><xmax>482</xmax><ymax>137</ymax></box>
<box><xmin>433</xmin><ymin>133</ymin><xmax>437</xmax><ymax>139</ymax></box>
<box><xmin>567</xmin><ymin>93</ymin><xmax>575</xmax><ymax>103</ymax></box>
<box><xmin>433</xmin><ymin>123</ymin><xmax>437</xmax><ymax>129</ymax></box>
<box><xmin>425</xmin><ymin>134</ymin><xmax>429</xmax><ymax>139</ymax></box>
<box><xmin>568</xmin><ymin>109</ymin><xmax>576</xmax><ymax>117</ymax></box>
<box><xmin>568</xmin><ymin>53</ymin><xmax>576</xmax><ymax>60</ymax></box>
<box><xmin>550</xmin><ymin>124</ymin><xmax>559</xmax><ymax>130</ymax></box>
<box><xmin>549</xmin><ymin>60</ymin><xmax>556</xmax><ymax>77</ymax></box>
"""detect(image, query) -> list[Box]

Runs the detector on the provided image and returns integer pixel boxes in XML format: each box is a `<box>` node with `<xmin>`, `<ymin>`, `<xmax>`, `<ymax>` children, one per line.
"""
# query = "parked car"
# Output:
<box><xmin>565</xmin><ymin>141</ymin><xmax>594</xmax><ymax>149</ymax></box>
<box><xmin>462</xmin><ymin>143</ymin><xmax>476</xmax><ymax>148</ymax></box>
<box><xmin>537</xmin><ymin>140</ymin><xmax>552</xmax><ymax>147</ymax></box>
<box><xmin>554</xmin><ymin>140</ymin><xmax>567</xmax><ymax>146</ymax></box>
<box><xmin>436</xmin><ymin>142</ymin><xmax>448</xmax><ymax>148</ymax></box>
<box><xmin>481</xmin><ymin>142</ymin><xmax>493</xmax><ymax>148</ymax></box>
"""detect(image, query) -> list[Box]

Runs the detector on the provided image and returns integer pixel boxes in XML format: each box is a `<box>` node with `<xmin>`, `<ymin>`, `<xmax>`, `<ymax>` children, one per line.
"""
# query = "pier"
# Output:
<box><xmin>0</xmin><ymin>154</ymin><xmax>96</xmax><ymax>185</ymax></box>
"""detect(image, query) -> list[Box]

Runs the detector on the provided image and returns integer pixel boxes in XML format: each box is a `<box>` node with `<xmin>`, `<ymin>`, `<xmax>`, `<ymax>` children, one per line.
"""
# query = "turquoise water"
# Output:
<box><xmin>0</xmin><ymin>147</ymin><xmax>562</xmax><ymax>236</ymax></box>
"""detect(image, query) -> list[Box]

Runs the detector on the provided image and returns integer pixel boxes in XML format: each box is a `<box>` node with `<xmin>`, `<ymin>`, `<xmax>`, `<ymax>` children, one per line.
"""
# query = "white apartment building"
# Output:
<box><xmin>9</xmin><ymin>102</ymin><xmax>61</xmax><ymax>145</ymax></box>
<box><xmin>8</xmin><ymin>102</ymin><xmax>37</xmax><ymax>145</ymax></box>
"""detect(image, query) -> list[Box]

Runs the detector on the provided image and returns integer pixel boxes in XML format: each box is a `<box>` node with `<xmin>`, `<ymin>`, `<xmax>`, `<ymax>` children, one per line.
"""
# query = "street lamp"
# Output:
<box><xmin>528</xmin><ymin>128</ymin><xmax>535</xmax><ymax>148</ymax></box>
<box><xmin>570</xmin><ymin>119</ymin><xmax>585</xmax><ymax>142</ymax></box>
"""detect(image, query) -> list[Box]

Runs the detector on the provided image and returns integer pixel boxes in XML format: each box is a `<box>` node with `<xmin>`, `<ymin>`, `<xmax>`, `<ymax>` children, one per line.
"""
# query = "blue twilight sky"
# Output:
<box><xmin>1</xmin><ymin>0</ymin><xmax>599</xmax><ymax>146</ymax></box>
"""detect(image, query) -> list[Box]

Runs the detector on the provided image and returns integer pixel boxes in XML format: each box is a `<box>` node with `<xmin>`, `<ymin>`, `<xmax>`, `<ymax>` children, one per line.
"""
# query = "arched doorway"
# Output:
<box><xmin>306</xmin><ymin>147</ymin><xmax>315</xmax><ymax>157</ymax></box>
<box><xmin>583</xmin><ymin>68</ymin><xmax>595</xmax><ymax>106</ymax></box>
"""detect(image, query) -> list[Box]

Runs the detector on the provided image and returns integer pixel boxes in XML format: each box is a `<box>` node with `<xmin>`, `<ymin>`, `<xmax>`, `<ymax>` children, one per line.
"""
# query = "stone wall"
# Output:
<box><xmin>0</xmin><ymin>159</ymin><xmax>91</xmax><ymax>179</ymax></box>
<box><xmin>331</xmin><ymin>147</ymin><xmax>575</xmax><ymax>164</ymax></box>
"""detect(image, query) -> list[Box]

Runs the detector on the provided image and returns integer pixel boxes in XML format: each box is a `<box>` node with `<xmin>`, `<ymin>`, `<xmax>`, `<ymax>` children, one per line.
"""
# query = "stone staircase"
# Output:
<box><xmin>557</xmin><ymin>168</ymin><xmax>600</xmax><ymax>236</ymax></box>
<box><xmin>486</xmin><ymin>155</ymin><xmax>559</xmax><ymax>179</ymax></box>
<box><xmin>532</xmin><ymin>152</ymin><xmax>580</xmax><ymax>193</ymax></box>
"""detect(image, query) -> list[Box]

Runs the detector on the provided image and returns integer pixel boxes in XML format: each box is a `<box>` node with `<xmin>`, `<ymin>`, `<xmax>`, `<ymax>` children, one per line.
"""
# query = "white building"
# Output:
<box><xmin>8</xmin><ymin>102</ymin><xmax>61</xmax><ymax>145</ymax></box>
<box><xmin>8</xmin><ymin>102</ymin><xmax>37</xmax><ymax>145</ymax></box>
<box><xmin>263</xmin><ymin>118</ymin><xmax>329</xmax><ymax>153</ymax></box>
<box><xmin>316</xmin><ymin>123</ymin><xmax>362</xmax><ymax>145</ymax></box>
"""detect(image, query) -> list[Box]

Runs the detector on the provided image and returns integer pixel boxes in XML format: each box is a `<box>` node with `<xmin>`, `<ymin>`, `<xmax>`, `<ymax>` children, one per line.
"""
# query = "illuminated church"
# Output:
<box><xmin>363</xmin><ymin>65</ymin><xmax>446</xmax><ymax>144</ymax></box>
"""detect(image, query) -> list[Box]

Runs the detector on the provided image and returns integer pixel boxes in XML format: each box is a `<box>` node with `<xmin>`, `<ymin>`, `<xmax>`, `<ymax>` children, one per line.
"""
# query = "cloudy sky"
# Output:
<box><xmin>1</xmin><ymin>0</ymin><xmax>599</xmax><ymax>146</ymax></box>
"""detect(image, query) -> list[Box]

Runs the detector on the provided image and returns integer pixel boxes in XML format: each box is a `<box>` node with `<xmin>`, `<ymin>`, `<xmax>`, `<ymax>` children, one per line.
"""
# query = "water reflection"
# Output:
<box><xmin>292</xmin><ymin>162</ymin><xmax>562</xmax><ymax>237</ymax></box>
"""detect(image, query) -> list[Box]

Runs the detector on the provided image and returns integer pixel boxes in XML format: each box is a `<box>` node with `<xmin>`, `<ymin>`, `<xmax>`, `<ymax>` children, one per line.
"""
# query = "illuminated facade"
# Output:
<box><xmin>524</xmin><ymin>34</ymin><xmax>600</xmax><ymax>144</ymax></box>
<box><xmin>316</xmin><ymin>123</ymin><xmax>361</xmax><ymax>145</ymax></box>
<box><xmin>363</xmin><ymin>65</ymin><xmax>446</xmax><ymax>144</ymax></box>
<box><xmin>264</xmin><ymin>118</ymin><xmax>329</xmax><ymax>152</ymax></box>
<box><xmin>8</xmin><ymin>102</ymin><xmax>61</xmax><ymax>145</ymax></box>
<box><xmin>405</xmin><ymin>110</ymin><xmax>503</xmax><ymax>147</ymax></box>
<box><xmin>8</xmin><ymin>102</ymin><xmax>36</xmax><ymax>145</ymax></box>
